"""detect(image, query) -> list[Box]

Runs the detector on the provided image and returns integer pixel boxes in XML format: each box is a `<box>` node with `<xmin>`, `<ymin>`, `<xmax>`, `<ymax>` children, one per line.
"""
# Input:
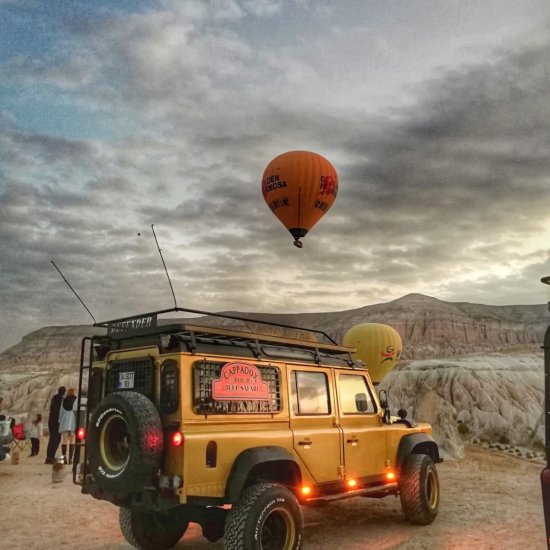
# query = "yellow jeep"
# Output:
<box><xmin>74</xmin><ymin>308</ymin><xmax>441</xmax><ymax>549</ymax></box>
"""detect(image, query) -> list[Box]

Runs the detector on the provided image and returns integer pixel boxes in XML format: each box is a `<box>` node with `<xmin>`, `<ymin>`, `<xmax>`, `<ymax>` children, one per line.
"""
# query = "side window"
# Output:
<box><xmin>291</xmin><ymin>371</ymin><xmax>331</xmax><ymax>415</ymax></box>
<box><xmin>338</xmin><ymin>374</ymin><xmax>376</xmax><ymax>414</ymax></box>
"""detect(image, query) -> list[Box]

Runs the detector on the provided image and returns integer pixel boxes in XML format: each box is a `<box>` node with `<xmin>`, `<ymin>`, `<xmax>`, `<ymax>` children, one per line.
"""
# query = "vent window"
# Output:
<box><xmin>105</xmin><ymin>357</ymin><xmax>155</xmax><ymax>400</ymax></box>
<box><xmin>160</xmin><ymin>360</ymin><xmax>179</xmax><ymax>413</ymax></box>
<box><xmin>193</xmin><ymin>360</ymin><xmax>281</xmax><ymax>414</ymax></box>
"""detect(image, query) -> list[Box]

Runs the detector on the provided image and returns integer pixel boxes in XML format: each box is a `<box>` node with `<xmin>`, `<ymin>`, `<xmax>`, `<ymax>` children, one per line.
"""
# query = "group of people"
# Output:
<box><xmin>0</xmin><ymin>387</ymin><xmax>78</xmax><ymax>465</ymax></box>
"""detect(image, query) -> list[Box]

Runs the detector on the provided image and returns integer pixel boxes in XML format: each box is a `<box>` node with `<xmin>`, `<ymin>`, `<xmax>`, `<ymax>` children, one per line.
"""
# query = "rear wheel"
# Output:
<box><xmin>399</xmin><ymin>453</ymin><xmax>440</xmax><ymax>524</ymax></box>
<box><xmin>87</xmin><ymin>391</ymin><xmax>163</xmax><ymax>495</ymax></box>
<box><xmin>224</xmin><ymin>483</ymin><xmax>303</xmax><ymax>550</ymax></box>
<box><xmin>119</xmin><ymin>507</ymin><xmax>188</xmax><ymax>550</ymax></box>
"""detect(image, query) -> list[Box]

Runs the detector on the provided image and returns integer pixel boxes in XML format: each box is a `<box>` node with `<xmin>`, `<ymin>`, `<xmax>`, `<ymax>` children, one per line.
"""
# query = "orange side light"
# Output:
<box><xmin>347</xmin><ymin>478</ymin><xmax>357</xmax><ymax>488</ymax></box>
<box><xmin>385</xmin><ymin>468</ymin><xmax>396</xmax><ymax>481</ymax></box>
<box><xmin>301</xmin><ymin>486</ymin><xmax>312</xmax><ymax>496</ymax></box>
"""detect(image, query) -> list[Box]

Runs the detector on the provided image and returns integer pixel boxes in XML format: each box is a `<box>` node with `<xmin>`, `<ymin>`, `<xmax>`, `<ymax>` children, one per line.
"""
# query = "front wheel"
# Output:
<box><xmin>119</xmin><ymin>507</ymin><xmax>189</xmax><ymax>550</ymax></box>
<box><xmin>224</xmin><ymin>483</ymin><xmax>303</xmax><ymax>550</ymax></box>
<box><xmin>399</xmin><ymin>453</ymin><xmax>440</xmax><ymax>525</ymax></box>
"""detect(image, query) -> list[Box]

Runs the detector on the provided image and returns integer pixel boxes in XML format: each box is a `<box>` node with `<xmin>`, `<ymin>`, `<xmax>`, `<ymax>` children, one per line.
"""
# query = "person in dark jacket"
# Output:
<box><xmin>45</xmin><ymin>386</ymin><xmax>66</xmax><ymax>464</ymax></box>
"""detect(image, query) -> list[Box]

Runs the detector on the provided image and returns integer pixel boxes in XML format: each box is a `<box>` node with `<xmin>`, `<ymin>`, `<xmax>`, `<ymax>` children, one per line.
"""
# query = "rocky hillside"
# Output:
<box><xmin>0</xmin><ymin>294</ymin><xmax>547</xmax><ymax>456</ymax></box>
<box><xmin>236</xmin><ymin>293</ymin><xmax>547</xmax><ymax>359</ymax></box>
<box><xmin>380</xmin><ymin>352</ymin><xmax>544</xmax><ymax>457</ymax></box>
<box><xmin>0</xmin><ymin>325</ymin><xmax>105</xmax><ymax>374</ymax></box>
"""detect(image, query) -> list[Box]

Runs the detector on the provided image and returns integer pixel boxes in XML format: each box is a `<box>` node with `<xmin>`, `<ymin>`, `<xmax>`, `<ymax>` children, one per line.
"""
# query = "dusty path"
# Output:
<box><xmin>0</xmin><ymin>446</ymin><xmax>545</xmax><ymax>549</ymax></box>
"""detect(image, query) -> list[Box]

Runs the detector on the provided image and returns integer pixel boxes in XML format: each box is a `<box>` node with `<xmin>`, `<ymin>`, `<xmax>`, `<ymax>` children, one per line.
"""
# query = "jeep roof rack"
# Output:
<box><xmin>93</xmin><ymin>307</ymin><xmax>355</xmax><ymax>356</ymax></box>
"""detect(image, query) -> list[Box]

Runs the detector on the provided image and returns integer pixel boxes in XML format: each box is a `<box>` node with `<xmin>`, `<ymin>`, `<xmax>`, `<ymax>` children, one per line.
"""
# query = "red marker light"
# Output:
<box><xmin>77</xmin><ymin>427</ymin><xmax>86</xmax><ymax>440</ymax></box>
<box><xmin>171</xmin><ymin>432</ymin><xmax>184</xmax><ymax>447</ymax></box>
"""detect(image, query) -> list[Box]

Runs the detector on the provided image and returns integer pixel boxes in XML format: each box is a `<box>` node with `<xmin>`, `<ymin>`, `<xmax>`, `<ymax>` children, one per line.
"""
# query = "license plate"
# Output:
<box><xmin>118</xmin><ymin>371</ymin><xmax>135</xmax><ymax>389</ymax></box>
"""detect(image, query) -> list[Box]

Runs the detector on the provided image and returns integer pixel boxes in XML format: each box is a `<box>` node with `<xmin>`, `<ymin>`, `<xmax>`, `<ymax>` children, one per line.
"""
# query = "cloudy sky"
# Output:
<box><xmin>1</xmin><ymin>0</ymin><xmax>550</xmax><ymax>352</ymax></box>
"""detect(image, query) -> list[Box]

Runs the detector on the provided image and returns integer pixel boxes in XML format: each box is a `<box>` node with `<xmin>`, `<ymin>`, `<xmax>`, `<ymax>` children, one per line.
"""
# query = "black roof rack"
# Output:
<box><xmin>94</xmin><ymin>307</ymin><xmax>353</xmax><ymax>356</ymax></box>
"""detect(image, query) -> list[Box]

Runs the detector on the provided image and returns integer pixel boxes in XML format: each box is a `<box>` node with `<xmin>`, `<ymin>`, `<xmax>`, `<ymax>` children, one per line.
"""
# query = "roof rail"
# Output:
<box><xmin>94</xmin><ymin>306</ymin><xmax>339</xmax><ymax>346</ymax></box>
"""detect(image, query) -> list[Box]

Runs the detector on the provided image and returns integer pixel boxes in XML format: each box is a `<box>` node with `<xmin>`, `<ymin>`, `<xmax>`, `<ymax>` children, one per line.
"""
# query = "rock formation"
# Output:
<box><xmin>0</xmin><ymin>294</ymin><xmax>547</xmax><ymax>455</ymax></box>
<box><xmin>380</xmin><ymin>353</ymin><xmax>544</xmax><ymax>457</ymax></box>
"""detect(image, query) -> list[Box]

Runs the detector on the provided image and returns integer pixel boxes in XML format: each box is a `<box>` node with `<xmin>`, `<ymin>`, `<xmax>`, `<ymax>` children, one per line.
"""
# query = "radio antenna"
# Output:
<box><xmin>51</xmin><ymin>260</ymin><xmax>97</xmax><ymax>323</ymax></box>
<box><xmin>151</xmin><ymin>224</ymin><xmax>178</xmax><ymax>309</ymax></box>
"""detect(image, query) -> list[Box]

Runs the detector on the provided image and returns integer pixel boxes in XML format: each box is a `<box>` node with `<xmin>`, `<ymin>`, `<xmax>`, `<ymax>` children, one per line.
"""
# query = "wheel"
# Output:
<box><xmin>119</xmin><ymin>507</ymin><xmax>188</xmax><ymax>550</ymax></box>
<box><xmin>399</xmin><ymin>453</ymin><xmax>440</xmax><ymax>525</ymax></box>
<box><xmin>87</xmin><ymin>391</ymin><xmax>163</xmax><ymax>494</ymax></box>
<box><xmin>224</xmin><ymin>483</ymin><xmax>303</xmax><ymax>550</ymax></box>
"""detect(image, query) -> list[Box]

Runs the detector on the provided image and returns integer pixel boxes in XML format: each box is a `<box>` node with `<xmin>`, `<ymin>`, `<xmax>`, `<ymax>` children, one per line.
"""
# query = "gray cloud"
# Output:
<box><xmin>1</xmin><ymin>4</ymin><xmax>550</xmax><ymax>351</ymax></box>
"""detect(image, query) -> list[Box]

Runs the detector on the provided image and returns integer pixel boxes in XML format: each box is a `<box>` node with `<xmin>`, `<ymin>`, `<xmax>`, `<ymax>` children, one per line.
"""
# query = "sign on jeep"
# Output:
<box><xmin>73</xmin><ymin>307</ymin><xmax>441</xmax><ymax>550</ymax></box>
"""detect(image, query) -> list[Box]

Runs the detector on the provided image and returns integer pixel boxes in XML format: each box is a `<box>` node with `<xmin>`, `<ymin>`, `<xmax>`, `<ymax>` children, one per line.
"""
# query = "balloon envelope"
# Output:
<box><xmin>343</xmin><ymin>323</ymin><xmax>402</xmax><ymax>384</ymax></box>
<box><xmin>262</xmin><ymin>150</ymin><xmax>338</xmax><ymax>246</ymax></box>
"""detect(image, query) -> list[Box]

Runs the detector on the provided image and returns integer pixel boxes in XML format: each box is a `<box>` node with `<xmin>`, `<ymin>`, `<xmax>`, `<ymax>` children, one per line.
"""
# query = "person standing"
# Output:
<box><xmin>0</xmin><ymin>414</ymin><xmax>13</xmax><ymax>461</ymax></box>
<box><xmin>29</xmin><ymin>413</ymin><xmax>44</xmax><ymax>457</ymax></box>
<box><xmin>59</xmin><ymin>388</ymin><xmax>77</xmax><ymax>464</ymax></box>
<box><xmin>45</xmin><ymin>386</ymin><xmax>66</xmax><ymax>464</ymax></box>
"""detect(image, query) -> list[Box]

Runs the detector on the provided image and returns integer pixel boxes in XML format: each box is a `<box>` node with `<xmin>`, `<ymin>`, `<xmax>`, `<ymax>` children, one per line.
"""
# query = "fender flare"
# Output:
<box><xmin>396</xmin><ymin>433</ymin><xmax>441</xmax><ymax>469</ymax></box>
<box><xmin>225</xmin><ymin>446</ymin><xmax>301</xmax><ymax>503</ymax></box>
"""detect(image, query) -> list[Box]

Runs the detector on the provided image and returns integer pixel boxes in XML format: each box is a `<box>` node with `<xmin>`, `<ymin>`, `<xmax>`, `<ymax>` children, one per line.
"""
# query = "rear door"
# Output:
<box><xmin>288</xmin><ymin>366</ymin><xmax>342</xmax><ymax>483</ymax></box>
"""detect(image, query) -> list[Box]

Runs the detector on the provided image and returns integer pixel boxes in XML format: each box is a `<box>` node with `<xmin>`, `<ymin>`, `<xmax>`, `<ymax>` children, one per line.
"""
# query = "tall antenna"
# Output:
<box><xmin>151</xmin><ymin>224</ymin><xmax>178</xmax><ymax>309</ymax></box>
<box><xmin>51</xmin><ymin>261</ymin><xmax>97</xmax><ymax>323</ymax></box>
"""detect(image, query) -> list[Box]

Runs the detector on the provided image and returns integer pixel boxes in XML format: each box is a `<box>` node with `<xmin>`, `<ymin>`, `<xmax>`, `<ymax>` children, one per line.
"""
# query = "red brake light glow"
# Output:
<box><xmin>171</xmin><ymin>432</ymin><xmax>184</xmax><ymax>447</ymax></box>
<box><xmin>77</xmin><ymin>427</ymin><xmax>86</xmax><ymax>440</ymax></box>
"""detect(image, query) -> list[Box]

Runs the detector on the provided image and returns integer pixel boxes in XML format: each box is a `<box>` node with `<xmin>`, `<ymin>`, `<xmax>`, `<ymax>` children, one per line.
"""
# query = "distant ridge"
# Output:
<box><xmin>0</xmin><ymin>294</ymin><xmax>546</xmax><ymax>371</ymax></box>
<box><xmin>0</xmin><ymin>294</ymin><xmax>547</xmax><ymax>455</ymax></box>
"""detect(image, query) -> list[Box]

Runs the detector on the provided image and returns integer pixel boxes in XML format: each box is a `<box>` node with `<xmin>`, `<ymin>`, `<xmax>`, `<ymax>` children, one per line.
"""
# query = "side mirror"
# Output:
<box><xmin>355</xmin><ymin>393</ymin><xmax>369</xmax><ymax>413</ymax></box>
<box><xmin>378</xmin><ymin>389</ymin><xmax>391</xmax><ymax>423</ymax></box>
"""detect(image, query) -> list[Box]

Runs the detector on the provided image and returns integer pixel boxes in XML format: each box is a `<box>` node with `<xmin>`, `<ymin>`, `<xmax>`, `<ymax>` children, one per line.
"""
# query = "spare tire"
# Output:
<box><xmin>88</xmin><ymin>391</ymin><xmax>163</xmax><ymax>494</ymax></box>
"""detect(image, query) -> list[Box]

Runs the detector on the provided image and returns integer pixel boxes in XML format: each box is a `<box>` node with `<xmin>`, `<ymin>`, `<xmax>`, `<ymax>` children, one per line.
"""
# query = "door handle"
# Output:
<box><xmin>346</xmin><ymin>438</ymin><xmax>359</xmax><ymax>444</ymax></box>
<box><xmin>298</xmin><ymin>440</ymin><xmax>312</xmax><ymax>446</ymax></box>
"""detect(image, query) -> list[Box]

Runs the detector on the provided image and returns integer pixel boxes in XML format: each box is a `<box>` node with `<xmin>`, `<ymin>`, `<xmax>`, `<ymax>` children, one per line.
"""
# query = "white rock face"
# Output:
<box><xmin>380</xmin><ymin>353</ymin><xmax>544</xmax><ymax>457</ymax></box>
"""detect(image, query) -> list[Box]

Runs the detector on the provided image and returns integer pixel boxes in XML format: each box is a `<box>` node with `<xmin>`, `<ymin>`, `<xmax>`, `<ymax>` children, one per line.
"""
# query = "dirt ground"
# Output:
<box><xmin>0</xmin><ymin>446</ymin><xmax>545</xmax><ymax>549</ymax></box>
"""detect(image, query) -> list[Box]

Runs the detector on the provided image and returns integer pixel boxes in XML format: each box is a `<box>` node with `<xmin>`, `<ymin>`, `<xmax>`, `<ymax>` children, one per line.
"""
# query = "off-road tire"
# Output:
<box><xmin>88</xmin><ymin>391</ymin><xmax>163</xmax><ymax>494</ymax></box>
<box><xmin>399</xmin><ymin>453</ymin><xmax>439</xmax><ymax>525</ymax></box>
<box><xmin>119</xmin><ymin>507</ymin><xmax>188</xmax><ymax>550</ymax></box>
<box><xmin>224</xmin><ymin>483</ymin><xmax>303</xmax><ymax>550</ymax></box>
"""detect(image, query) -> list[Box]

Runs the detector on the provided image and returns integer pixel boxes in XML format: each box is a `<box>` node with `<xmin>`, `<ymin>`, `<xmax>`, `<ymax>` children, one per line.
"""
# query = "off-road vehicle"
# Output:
<box><xmin>74</xmin><ymin>307</ymin><xmax>441</xmax><ymax>549</ymax></box>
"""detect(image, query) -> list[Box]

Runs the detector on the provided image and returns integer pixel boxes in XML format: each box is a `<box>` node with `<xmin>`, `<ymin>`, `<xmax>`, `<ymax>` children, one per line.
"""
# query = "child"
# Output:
<box><xmin>29</xmin><ymin>413</ymin><xmax>44</xmax><ymax>457</ymax></box>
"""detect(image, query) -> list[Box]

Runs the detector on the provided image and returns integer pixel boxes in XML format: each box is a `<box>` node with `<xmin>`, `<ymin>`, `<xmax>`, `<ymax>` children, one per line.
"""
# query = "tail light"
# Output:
<box><xmin>171</xmin><ymin>431</ymin><xmax>184</xmax><ymax>447</ymax></box>
<box><xmin>77</xmin><ymin>427</ymin><xmax>86</xmax><ymax>440</ymax></box>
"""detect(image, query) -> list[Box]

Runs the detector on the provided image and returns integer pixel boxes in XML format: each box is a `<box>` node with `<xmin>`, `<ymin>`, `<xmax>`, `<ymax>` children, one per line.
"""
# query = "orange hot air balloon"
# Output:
<box><xmin>262</xmin><ymin>150</ymin><xmax>338</xmax><ymax>248</ymax></box>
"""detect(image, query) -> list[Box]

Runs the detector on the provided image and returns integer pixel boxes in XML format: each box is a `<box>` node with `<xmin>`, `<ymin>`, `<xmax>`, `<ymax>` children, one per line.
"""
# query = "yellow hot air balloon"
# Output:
<box><xmin>262</xmin><ymin>150</ymin><xmax>338</xmax><ymax>248</ymax></box>
<box><xmin>343</xmin><ymin>323</ymin><xmax>402</xmax><ymax>384</ymax></box>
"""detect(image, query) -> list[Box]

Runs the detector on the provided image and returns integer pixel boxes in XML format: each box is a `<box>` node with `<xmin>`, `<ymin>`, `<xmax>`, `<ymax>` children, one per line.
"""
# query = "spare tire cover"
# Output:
<box><xmin>88</xmin><ymin>391</ymin><xmax>163</xmax><ymax>494</ymax></box>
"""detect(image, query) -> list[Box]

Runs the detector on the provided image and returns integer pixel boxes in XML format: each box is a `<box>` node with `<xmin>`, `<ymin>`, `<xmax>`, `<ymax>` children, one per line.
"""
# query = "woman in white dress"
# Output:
<box><xmin>58</xmin><ymin>388</ymin><xmax>77</xmax><ymax>464</ymax></box>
